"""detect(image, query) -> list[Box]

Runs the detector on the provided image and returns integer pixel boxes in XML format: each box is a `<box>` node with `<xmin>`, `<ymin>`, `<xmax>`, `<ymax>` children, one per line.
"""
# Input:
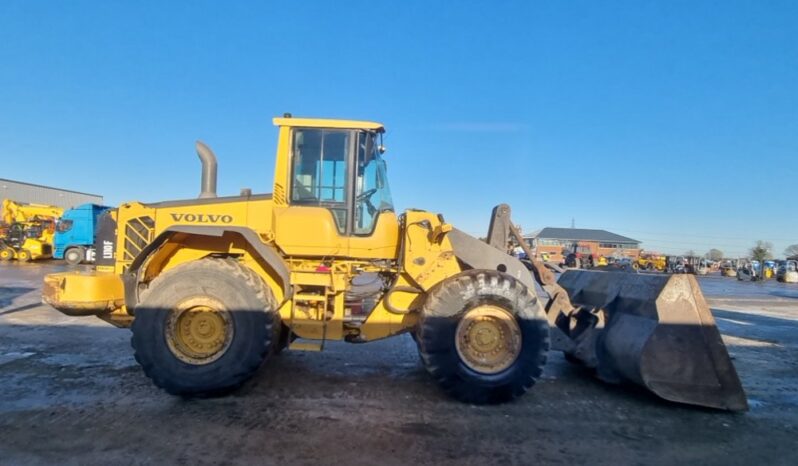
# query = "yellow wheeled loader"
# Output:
<box><xmin>634</xmin><ymin>254</ymin><xmax>667</xmax><ymax>272</ymax></box>
<box><xmin>0</xmin><ymin>221</ymin><xmax>57</xmax><ymax>261</ymax></box>
<box><xmin>42</xmin><ymin>115</ymin><xmax>747</xmax><ymax>410</ymax></box>
<box><xmin>0</xmin><ymin>199</ymin><xmax>63</xmax><ymax>261</ymax></box>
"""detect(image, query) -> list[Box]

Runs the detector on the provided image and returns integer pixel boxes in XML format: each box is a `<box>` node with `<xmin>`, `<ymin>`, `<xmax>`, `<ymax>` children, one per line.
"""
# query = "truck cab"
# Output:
<box><xmin>54</xmin><ymin>203</ymin><xmax>111</xmax><ymax>264</ymax></box>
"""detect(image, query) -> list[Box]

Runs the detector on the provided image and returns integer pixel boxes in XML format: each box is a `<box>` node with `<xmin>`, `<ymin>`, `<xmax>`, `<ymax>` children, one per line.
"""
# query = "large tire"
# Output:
<box><xmin>17</xmin><ymin>249</ymin><xmax>31</xmax><ymax>262</ymax></box>
<box><xmin>417</xmin><ymin>270</ymin><xmax>549</xmax><ymax>404</ymax></box>
<box><xmin>131</xmin><ymin>258</ymin><xmax>279</xmax><ymax>396</ymax></box>
<box><xmin>64</xmin><ymin>247</ymin><xmax>84</xmax><ymax>265</ymax></box>
<box><xmin>0</xmin><ymin>248</ymin><xmax>13</xmax><ymax>261</ymax></box>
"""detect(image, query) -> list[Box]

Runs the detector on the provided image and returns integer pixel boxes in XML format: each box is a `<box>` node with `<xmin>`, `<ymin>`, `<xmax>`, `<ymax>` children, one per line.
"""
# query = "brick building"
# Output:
<box><xmin>525</xmin><ymin>227</ymin><xmax>641</xmax><ymax>264</ymax></box>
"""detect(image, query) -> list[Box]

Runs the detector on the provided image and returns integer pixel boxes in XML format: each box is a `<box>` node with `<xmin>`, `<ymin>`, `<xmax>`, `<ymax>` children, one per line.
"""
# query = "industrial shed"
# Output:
<box><xmin>0</xmin><ymin>178</ymin><xmax>102</xmax><ymax>209</ymax></box>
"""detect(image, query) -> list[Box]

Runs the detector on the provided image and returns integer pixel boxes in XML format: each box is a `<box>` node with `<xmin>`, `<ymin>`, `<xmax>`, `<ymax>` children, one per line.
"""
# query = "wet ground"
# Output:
<box><xmin>1</xmin><ymin>262</ymin><xmax>797</xmax><ymax>465</ymax></box>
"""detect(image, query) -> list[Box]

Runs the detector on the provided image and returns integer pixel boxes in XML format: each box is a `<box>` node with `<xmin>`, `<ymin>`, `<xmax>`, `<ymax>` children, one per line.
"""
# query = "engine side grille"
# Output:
<box><xmin>123</xmin><ymin>216</ymin><xmax>155</xmax><ymax>261</ymax></box>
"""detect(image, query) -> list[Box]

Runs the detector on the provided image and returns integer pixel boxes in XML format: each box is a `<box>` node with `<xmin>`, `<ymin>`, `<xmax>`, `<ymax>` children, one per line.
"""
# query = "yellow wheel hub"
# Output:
<box><xmin>0</xmin><ymin>250</ymin><xmax>11</xmax><ymax>260</ymax></box>
<box><xmin>455</xmin><ymin>304</ymin><xmax>522</xmax><ymax>374</ymax></box>
<box><xmin>166</xmin><ymin>297</ymin><xmax>233</xmax><ymax>365</ymax></box>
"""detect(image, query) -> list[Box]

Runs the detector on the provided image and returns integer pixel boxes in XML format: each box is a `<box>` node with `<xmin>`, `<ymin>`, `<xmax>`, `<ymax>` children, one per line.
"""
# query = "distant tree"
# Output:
<box><xmin>705</xmin><ymin>249</ymin><xmax>724</xmax><ymax>261</ymax></box>
<box><xmin>784</xmin><ymin>244</ymin><xmax>798</xmax><ymax>258</ymax></box>
<box><xmin>684</xmin><ymin>250</ymin><xmax>697</xmax><ymax>258</ymax></box>
<box><xmin>749</xmin><ymin>241</ymin><xmax>773</xmax><ymax>262</ymax></box>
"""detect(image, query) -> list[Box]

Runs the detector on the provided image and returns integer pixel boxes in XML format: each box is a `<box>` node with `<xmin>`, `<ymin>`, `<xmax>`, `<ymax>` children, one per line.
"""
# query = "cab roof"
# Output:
<box><xmin>272</xmin><ymin>116</ymin><xmax>384</xmax><ymax>132</ymax></box>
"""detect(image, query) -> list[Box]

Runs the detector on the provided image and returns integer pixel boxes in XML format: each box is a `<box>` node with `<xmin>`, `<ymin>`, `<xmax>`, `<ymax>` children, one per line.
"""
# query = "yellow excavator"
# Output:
<box><xmin>42</xmin><ymin>115</ymin><xmax>747</xmax><ymax>410</ymax></box>
<box><xmin>0</xmin><ymin>199</ymin><xmax>63</xmax><ymax>261</ymax></box>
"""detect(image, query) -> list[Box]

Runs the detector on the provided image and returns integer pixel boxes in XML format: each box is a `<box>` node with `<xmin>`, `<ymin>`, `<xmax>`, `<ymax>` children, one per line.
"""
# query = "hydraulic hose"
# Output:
<box><xmin>383</xmin><ymin>285</ymin><xmax>423</xmax><ymax>315</ymax></box>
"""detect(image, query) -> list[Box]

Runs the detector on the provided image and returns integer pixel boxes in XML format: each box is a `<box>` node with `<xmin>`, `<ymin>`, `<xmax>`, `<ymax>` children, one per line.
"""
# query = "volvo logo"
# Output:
<box><xmin>170</xmin><ymin>213</ymin><xmax>234</xmax><ymax>223</ymax></box>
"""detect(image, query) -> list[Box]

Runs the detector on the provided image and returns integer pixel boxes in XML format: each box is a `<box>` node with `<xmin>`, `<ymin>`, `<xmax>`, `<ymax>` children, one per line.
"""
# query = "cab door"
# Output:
<box><xmin>348</xmin><ymin>130</ymin><xmax>399</xmax><ymax>259</ymax></box>
<box><xmin>273</xmin><ymin>127</ymin><xmax>399</xmax><ymax>259</ymax></box>
<box><xmin>274</xmin><ymin>127</ymin><xmax>351</xmax><ymax>256</ymax></box>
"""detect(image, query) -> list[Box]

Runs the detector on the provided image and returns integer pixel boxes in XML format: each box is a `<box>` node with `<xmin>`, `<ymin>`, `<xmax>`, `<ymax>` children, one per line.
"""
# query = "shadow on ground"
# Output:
<box><xmin>0</xmin><ymin>287</ymin><xmax>36</xmax><ymax>309</ymax></box>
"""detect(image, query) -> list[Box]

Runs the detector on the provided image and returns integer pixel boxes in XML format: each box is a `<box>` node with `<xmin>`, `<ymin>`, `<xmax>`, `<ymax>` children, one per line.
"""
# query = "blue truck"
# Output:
<box><xmin>54</xmin><ymin>203</ymin><xmax>111</xmax><ymax>265</ymax></box>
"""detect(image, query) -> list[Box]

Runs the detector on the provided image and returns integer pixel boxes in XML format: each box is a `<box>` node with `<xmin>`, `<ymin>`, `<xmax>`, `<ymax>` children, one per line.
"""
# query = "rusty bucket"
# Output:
<box><xmin>557</xmin><ymin>270</ymin><xmax>748</xmax><ymax>411</ymax></box>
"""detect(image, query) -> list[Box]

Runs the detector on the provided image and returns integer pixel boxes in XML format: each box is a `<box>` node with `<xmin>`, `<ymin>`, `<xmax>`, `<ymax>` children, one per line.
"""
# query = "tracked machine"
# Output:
<box><xmin>43</xmin><ymin>116</ymin><xmax>747</xmax><ymax>410</ymax></box>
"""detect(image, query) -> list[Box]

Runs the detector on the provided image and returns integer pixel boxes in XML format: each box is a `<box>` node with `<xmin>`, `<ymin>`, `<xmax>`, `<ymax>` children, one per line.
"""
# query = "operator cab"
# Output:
<box><xmin>290</xmin><ymin>127</ymin><xmax>393</xmax><ymax>235</ymax></box>
<box><xmin>272</xmin><ymin>116</ymin><xmax>400</xmax><ymax>258</ymax></box>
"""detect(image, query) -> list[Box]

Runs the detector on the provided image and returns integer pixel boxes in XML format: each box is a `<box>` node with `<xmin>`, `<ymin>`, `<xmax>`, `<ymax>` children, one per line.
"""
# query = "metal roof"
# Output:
<box><xmin>0</xmin><ymin>178</ymin><xmax>101</xmax><ymax>197</ymax></box>
<box><xmin>272</xmin><ymin>117</ymin><xmax>384</xmax><ymax>131</ymax></box>
<box><xmin>530</xmin><ymin>227</ymin><xmax>640</xmax><ymax>244</ymax></box>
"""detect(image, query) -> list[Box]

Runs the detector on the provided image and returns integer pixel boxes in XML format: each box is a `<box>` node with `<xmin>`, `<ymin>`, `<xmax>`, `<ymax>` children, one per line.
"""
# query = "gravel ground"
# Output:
<box><xmin>1</xmin><ymin>262</ymin><xmax>796</xmax><ymax>465</ymax></box>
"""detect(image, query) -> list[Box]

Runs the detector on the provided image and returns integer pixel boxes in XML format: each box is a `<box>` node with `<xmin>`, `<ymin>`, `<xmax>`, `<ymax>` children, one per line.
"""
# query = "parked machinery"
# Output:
<box><xmin>42</xmin><ymin>116</ymin><xmax>747</xmax><ymax>411</ymax></box>
<box><xmin>0</xmin><ymin>199</ymin><xmax>63</xmax><ymax>261</ymax></box>
<box><xmin>720</xmin><ymin>260</ymin><xmax>738</xmax><ymax>277</ymax></box>
<box><xmin>763</xmin><ymin>260</ymin><xmax>777</xmax><ymax>280</ymax></box>
<box><xmin>737</xmin><ymin>260</ymin><xmax>760</xmax><ymax>281</ymax></box>
<box><xmin>563</xmin><ymin>242</ymin><xmax>597</xmax><ymax>269</ymax></box>
<box><xmin>777</xmin><ymin>260</ymin><xmax>798</xmax><ymax>283</ymax></box>
<box><xmin>635</xmin><ymin>254</ymin><xmax>666</xmax><ymax>272</ymax></box>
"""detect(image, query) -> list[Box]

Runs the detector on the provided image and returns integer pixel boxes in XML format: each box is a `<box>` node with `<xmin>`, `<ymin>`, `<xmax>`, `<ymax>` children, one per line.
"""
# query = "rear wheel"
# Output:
<box><xmin>417</xmin><ymin>270</ymin><xmax>549</xmax><ymax>404</ymax></box>
<box><xmin>131</xmin><ymin>258</ymin><xmax>279</xmax><ymax>396</ymax></box>
<box><xmin>64</xmin><ymin>247</ymin><xmax>84</xmax><ymax>265</ymax></box>
<box><xmin>17</xmin><ymin>249</ymin><xmax>31</xmax><ymax>262</ymax></box>
<box><xmin>0</xmin><ymin>248</ymin><xmax>13</xmax><ymax>261</ymax></box>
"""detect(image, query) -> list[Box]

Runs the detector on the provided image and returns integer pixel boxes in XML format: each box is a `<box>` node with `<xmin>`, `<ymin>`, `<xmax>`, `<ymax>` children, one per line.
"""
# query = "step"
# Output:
<box><xmin>290</xmin><ymin>341</ymin><xmax>323</xmax><ymax>352</ymax></box>
<box><xmin>293</xmin><ymin>293</ymin><xmax>328</xmax><ymax>302</ymax></box>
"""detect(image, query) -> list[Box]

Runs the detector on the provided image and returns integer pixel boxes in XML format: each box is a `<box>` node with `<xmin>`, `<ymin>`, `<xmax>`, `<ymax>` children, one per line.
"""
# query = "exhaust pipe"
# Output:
<box><xmin>195</xmin><ymin>140</ymin><xmax>217</xmax><ymax>199</ymax></box>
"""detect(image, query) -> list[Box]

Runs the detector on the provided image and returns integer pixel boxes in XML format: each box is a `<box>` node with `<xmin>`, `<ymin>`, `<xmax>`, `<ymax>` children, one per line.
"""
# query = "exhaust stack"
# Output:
<box><xmin>195</xmin><ymin>141</ymin><xmax>217</xmax><ymax>199</ymax></box>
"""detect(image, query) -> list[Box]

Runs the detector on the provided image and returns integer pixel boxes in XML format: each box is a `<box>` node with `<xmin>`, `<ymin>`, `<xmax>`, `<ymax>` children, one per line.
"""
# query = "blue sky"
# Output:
<box><xmin>1</xmin><ymin>1</ymin><xmax>796</xmax><ymax>257</ymax></box>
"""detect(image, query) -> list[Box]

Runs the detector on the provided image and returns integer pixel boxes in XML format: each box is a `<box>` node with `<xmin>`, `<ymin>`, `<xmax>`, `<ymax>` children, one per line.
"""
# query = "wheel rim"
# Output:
<box><xmin>66</xmin><ymin>250</ymin><xmax>79</xmax><ymax>262</ymax></box>
<box><xmin>166</xmin><ymin>297</ymin><xmax>234</xmax><ymax>365</ymax></box>
<box><xmin>0</xmin><ymin>250</ymin><xmax>10</xmax><ymax>260</ymax></box>
<box><xmin>455</xmin><ymin>304</ymin><xmax>522</xmax><ymax>374</ymax></box>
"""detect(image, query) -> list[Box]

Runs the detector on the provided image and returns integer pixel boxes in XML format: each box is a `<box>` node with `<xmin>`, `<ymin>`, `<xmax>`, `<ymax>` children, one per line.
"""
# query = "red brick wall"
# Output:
<box><xmin>533</xmin><ymin>241</ymin><xmax>641</xmax><ymax>263</ymax></box>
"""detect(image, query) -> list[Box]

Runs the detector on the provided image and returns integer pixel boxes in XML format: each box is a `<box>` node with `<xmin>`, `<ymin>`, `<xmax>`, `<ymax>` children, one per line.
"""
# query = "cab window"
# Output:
<box><xmin>56</xmin><ymin>219</ymin><xmax>73</xmax><ymax>233</ymax></box>
<box><xmin>291</xmin><ymin>129</ymin><xmax>351</xmax><ymax>233</ymax></box>
<box><xmin>354</xmin><ymin>131</ymin><xmax>394</xmax><ymax>235</ymax></box>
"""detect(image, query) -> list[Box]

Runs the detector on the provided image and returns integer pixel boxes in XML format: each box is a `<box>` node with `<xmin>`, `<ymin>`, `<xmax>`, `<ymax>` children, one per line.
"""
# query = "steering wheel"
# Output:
<box><xmin>356</xmin><ymin>188</ymin><xmax>379</xmax><ymax>216</ymax></box>
<box><xmin>356</xmin><ymin>188</ymin><xmax>378</xmax><ymax>202</ymax></box>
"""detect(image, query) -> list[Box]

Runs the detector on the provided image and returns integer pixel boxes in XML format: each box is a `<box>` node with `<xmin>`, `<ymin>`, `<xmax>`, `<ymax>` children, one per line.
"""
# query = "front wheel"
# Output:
<box><xmin>17</xmin><ymin>249</ymin><xmax>31</xmax><ymax>262</ymax></box>
<box><xmin>131</xmin><ymin>258</ymin><xmax>279</xmax><ymax>396</ymax></box>
<box><xmin>0</xmin><ymin>248</ymin><xmax>13</xmax><ymax>261</ymax></box>
<box><xmin>417</xmin><ymin>270</ymin><xmax>549</xmax><ymax>404</ymax></box>
<box><xmin>64</xmin><ymin>247</ymin><xmax>84</xmax><ymax>265</ymax></box>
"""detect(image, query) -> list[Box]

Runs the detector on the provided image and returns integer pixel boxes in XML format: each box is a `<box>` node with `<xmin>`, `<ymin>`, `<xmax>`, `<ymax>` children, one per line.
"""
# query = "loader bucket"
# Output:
<box><xmin>557</xmin><ymin>270</ymin><xmax>748</xmax><ymax>411</ymax></box>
